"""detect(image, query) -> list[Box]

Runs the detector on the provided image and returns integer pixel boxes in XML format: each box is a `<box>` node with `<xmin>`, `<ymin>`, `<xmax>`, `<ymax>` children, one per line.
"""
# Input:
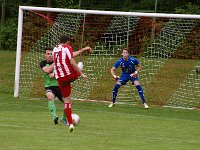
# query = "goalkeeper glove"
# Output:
<box><xmin>113</xmin><ymin>75</ymin><xmax>120</xmax><ymax>81</ymax></box>
<box><xmin>130</xmin><ymin>71</ymin><xmax>138</xmax><ymax>78</ymax></box>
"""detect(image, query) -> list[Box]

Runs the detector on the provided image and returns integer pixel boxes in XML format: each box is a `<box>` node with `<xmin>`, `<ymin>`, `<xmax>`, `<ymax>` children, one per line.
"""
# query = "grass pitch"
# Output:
<box><xmin>0</xmin><ymin>96</ymin><xmax>200</xmax><ymax>150</ymax></box>
<box><xmin>0</xmin><ymin>50</ymin><xmax>199</xmax><ymax>150</ymax></box>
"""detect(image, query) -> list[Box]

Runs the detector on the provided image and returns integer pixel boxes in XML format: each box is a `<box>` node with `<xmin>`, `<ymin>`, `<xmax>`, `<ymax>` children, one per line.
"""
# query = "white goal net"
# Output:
<box><xmin>14</xmin><ymin>6</ymin><xmax>200</xmax><ymax>109</ymax></box>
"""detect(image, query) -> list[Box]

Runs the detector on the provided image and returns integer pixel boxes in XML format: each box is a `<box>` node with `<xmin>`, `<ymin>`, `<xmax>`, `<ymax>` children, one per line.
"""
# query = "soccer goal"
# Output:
<box><xmin>14</xmin><ymin>6</ymin><xmax>200</xmax><ymax>109</ymax></box>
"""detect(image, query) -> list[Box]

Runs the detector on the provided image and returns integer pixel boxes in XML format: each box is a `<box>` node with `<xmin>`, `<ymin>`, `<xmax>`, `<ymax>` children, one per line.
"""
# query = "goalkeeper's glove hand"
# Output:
<box><xmin>130</xmin><ymin>71</ymin><xmax>138</xmax><ymax>78</ymax></box>
<box><xmin>113</xmin><ymin>75</ymin><xmax>120</xmax><ymax>81</ymax></box>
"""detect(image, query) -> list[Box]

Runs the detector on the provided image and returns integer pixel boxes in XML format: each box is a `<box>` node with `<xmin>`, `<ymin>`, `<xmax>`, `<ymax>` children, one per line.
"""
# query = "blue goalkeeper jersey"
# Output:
<box><xmin>113</xmin><ymin>56</ymin><xmax>140</xmax><ymax>75</ymax></box>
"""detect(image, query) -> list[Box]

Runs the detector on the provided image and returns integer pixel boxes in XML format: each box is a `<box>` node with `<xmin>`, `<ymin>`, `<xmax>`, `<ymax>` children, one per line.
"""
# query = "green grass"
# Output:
<box><xmin>0</xmin><ymin>50</ymin><xmax>16</xmax><ymax>95</ymax></box>
<box><xmin>0</xmin><ymin>50</ymin><xmax>200</xmax><ymax>150</ymax></box>
<box><xmin>0</xmin><ymin>97</ymin><xmax>200</xmax><ymax>150</ymax></box>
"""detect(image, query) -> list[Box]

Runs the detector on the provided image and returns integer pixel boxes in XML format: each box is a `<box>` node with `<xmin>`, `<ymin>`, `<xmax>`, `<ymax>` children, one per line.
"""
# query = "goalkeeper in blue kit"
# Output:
<box><xmin>108</xmin><ymin>48</ymin><xmax>149</xmax><ymax>109</ymax></box>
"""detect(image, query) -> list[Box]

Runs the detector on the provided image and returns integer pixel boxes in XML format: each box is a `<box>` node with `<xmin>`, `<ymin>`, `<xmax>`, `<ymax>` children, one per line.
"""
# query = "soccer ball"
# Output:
<box><xmin>77</xmin><ymin>62</ymin><xmax>84</xmax><ymax>71</ymax></box>
<box><xmin>72</xmin><ymin>114</ymin><xmax>80</xmax><ymax>125</ymax></box>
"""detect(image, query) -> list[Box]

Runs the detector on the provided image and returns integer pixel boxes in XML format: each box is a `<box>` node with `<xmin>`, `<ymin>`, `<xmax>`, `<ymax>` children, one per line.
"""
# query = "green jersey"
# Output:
<box><xmin>39</xmin><ymin>60</ymin><xmax>58</xmax><ymax>87</ymax></box>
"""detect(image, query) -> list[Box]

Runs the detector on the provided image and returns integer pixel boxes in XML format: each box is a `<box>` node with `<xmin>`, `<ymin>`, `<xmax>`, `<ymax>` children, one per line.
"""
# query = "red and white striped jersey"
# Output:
<box><xmin>52</xmin><ymin>44</ymin><xmax>76</xmax><ymax>79</ymax></box>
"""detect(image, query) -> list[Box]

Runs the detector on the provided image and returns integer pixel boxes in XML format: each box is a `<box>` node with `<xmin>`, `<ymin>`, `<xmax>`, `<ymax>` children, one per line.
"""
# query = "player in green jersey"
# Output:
<box><xmin>40</xmin><ymin>47</ymin><xmax>67</xmax><ymax>125</ymax></box>
<box><xmin>40</xmin><ymin>46</ymin><xmax>92</xmax><ymax>125</ymax></box>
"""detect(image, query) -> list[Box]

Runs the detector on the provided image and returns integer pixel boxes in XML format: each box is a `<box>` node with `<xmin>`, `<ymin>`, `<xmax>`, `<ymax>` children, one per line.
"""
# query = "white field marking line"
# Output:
<box><xmin>3</xmin><ymin>146</ymin><xmax>46</xmax><ymax>149</ymax></box>
<box><xmin>71</xmin><ymin>98</ymin><xmax>138</xmax><ymax>105</ymax></box>
<box><xmin>163</xmin><ymin>105</ymin><xmax>198</xmax><ymax>110</ymax></box>
<box><xmin>29</xmin><ymin>97</ymin><xmax>138</xmax><ymax>105</ymax></box>
<box><xmin>74</xmin><ymin>99</ymin><xmax>200</xmax><ymax>110</ymax></box>
<box><xmin>14</xmin><ymin>98</ymin><xmax>200</xmax><ymax>110</ymax></box>
<box><xmin>1</xmin><ymin>101</ymin><xmax>200</xmax><ymax>123</ymax></box>
<box><xmin>4</xmin><ymin>146</ymin><xmax>61</xmax><ymax>150</ymax></box>
<box><xmin>1</xmin><ymin>98</ymin><xmax>200</xmax><ymax>122</ymax></box>
<box><xmin>79</xmin><ymin>130</ymin><xmax>200</xmax><ymax>144</ymax></box>
<box><xmin>0</xmin><ymin>123</ymin><xmax>66</xmax><ymax>132</ymax></box>
<box><xmin>75</xmin><ymin>107</ymin><xmax>200</xmax><ymax>123</ymax></box>
<box><xmin>0</xmin><ymin>123</ymin><xmax>20</xmax><ymax>128</ymax></box>
<box><xmin>0</xmin><ymin>123</ymin><xmax>199</xmax><ymax>144</ymax></box>
<box><xmin>1</xmin><ymin>100</ymin><xmax>200</xmax><ymax>122</ymax></box>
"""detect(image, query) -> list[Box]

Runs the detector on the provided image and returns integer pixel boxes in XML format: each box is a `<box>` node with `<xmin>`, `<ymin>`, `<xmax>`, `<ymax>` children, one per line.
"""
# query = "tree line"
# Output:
<box><xmin>0</xmin><ymin>0</ymin><xmax>199</xmax><ymax>50</ymax></box>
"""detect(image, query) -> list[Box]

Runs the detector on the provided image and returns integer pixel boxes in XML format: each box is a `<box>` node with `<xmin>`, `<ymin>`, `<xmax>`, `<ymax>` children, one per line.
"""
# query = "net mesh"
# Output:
<box><xmin>18</xmin><ymin>9</ymin><xmax>200</xmax><ymax>108</ymax></box>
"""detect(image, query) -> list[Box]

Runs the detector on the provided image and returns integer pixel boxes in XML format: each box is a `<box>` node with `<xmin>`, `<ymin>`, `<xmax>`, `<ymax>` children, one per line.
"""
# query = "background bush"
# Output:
<box><xmin>0</xmin><ymin>0</ymin><xmax>200</xmax><ymax>50</ymax></box>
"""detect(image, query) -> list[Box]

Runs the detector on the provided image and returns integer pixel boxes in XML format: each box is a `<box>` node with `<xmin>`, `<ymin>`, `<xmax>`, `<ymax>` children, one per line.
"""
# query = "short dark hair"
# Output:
<box><xmin>59</xmin><ymin>34</ymin><xmax>71</xmax><ymax>43</ymax></box>
<box><xmin>122</xmin><ymin>48</ymin><xmax>130</xmax><ymax>53</ymax></box>
<box><xmin>44</xmin><ymin>47</ymin><xmax>53</xmax><ymax>53</ymax></box>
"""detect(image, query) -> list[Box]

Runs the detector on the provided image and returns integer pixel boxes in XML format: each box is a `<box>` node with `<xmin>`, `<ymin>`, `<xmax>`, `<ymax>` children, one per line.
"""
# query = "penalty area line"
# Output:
<box><xmin>71</xmin><ymin>98</ymin><xmax>138</xmax><ymax>106</ymax></box>
<box><xmin>163</xmin><ymin>105</ymin><xmax>200</xmax><ymax>111</ymax></box>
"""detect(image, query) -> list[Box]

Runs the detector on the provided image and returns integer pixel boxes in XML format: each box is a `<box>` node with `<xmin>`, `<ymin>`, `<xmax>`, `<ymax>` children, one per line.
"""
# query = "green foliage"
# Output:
<box><xmin>1</xmin><ymin>0</ymin><xmax>200</xmax><ymax>50</ymax></box>
<box><xmin>175</xmin><ymin>2</ymin><xmax>200</xmax><ymax>14</ymax></box>
<box><xmin>1</xmin><ymin>0</ymin><xmax>20</xmax><ymax>19</ymax></box>
<box><xmin>80</xmin><ymin>0</ymin><xmax>200</xmax><ymax>13</ymax></box>
<box><xmin>0</xmin><ymin>19</ymin><xmax>18</xmax><ymax>50</ymax></box>
<box><xmin>81</xmin><ymin>0</ymin><xmax>122</xmax><ymax>11</ymax></box>
<box><xmin>156</xmin><ymin>0</ymin><xmax>200</xmax><ymax>13</ymax></box>
<box><xmin>128</xmin><ymin>0</ymin><xmax>156</xmax><ymax>12</ymax></box>
<box><xmin>54</xmin><ymin>0</ymin><xmax>80</xmax><ymax>8</ymax></box>
<box><xmin>0</xmin><ymin>0</ymin><xmax>20</xmax><ymax>50</ymax></box>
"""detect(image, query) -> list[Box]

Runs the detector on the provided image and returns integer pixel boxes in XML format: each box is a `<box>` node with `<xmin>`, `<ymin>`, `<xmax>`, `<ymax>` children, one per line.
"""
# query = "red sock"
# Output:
<box><xmin>64</xmin><ymin>102</ymin><xmax>73</xmax><ymax>125</ymax></box>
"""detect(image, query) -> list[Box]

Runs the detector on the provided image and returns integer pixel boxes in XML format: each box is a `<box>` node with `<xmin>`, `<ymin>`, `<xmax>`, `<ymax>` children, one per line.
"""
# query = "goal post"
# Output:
<box><xmin>14</xmin><ymin>7</ymin><xmax>23</xmax><ymax>98</ymax></box>
<box><xmin>14</xmin><ymin>6</ymin><xmax>200</xmax><ymax>109</ymax></box>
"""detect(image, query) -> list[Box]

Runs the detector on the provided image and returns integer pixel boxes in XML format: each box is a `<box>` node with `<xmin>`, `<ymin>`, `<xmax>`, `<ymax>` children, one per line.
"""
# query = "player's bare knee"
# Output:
<box><xmin>63</xmin><ymin>97</ymin><xmax>72</xmax><ymax>103</ymax></box>
<box><xmin>133</xmin><ymin>80</ymin><xmax>140</xmax><ymax>85</ymax></box>
<box><xmin>116</xmin><ymin>81</ymin><xmax>121</xmax><ymax>86</ymax></box>
<box><xmin>46</xmin><ymin>92</ymin><xmax>55</xmax><ymax>100</ymax></box>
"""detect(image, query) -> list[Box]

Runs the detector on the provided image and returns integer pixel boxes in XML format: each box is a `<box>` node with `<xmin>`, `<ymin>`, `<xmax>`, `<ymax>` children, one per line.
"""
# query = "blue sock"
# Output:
<box><xmin>136</xmin><ymin>85</ymin><xmax>146</xmax><ymax>104</ymax></box>
<box><xmin>112</xmin><ymin>84</ymin><xmax>120</xmax><ymax>103</ymax></box>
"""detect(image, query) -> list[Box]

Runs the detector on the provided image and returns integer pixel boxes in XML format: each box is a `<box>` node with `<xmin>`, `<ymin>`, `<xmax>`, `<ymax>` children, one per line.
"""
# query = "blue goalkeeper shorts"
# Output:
<box><xmin>118</xmin><ymin>74</ymin><xmax>139</xmax><ymax>85</ymax></box>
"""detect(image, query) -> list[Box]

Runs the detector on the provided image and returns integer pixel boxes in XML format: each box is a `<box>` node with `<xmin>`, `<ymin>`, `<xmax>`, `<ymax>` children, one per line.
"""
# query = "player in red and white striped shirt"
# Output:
<box><xmin>53</xmin><ymin>34</ymin><xmax>91</xmax><ymax>132</ymax></box>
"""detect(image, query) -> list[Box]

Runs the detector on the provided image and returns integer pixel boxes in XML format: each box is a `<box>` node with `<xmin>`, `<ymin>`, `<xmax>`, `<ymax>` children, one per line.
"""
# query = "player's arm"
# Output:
<box><xmin>70</xmin><ymin>58</ymin><xmax>87</xmax><ymax>79</ymax></box>
<box><xmin>42</xmin><ymin>63</ymin><xmax>54</xmax><ymax>74</ymax></box>
<box><xmin>130</xmin><ymin>63</ymin><xmax>141</xmax><ymax>78</ymax></box>
<box><xmin>135</xmin><ymin>63</ymin><xmax>141</xmax><ymax>73</ymax></box>
<box><xmin>73</xmin><ymin>46</ymin><xmax>92</xmax><ymax>57</ymax></box>
<box><xmin>111</xmin><ymin>67</ymin><xmax>119</xmax><ymax>80</ymax></box>
<box><xmin>111</xmin><ymin>67</ymin><xmax>116</xmax><ymax>77</ymax></box>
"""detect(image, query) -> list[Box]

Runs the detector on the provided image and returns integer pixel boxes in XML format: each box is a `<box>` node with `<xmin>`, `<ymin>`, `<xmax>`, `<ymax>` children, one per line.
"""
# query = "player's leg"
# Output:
<box><xmin>63</xmin><ymin>96</ymin><xmax>74</xmax><ymax>132</ymax></box>
<box><xmin>58</xmin><ymin>77</ymin><xmax>74</xmax><ymax>132</ymax></box>
<box><xmin>108</xmin><ymin>83</ymin><xmax>121</xmax><ymax>107</ymax></box>
<box><xmin>60</xmin><ymin>110</ymin><xmax>68</xmax><ymax>125</ymax></box>
<box><xmin>133</xmin><ymin>80</ymin><xmax>148</xmax><ymax>109</ymax></box>
<box><xmin>45</xmin><ymin>89</ymin><xmax>58</xmax><ymax>124</ymax></box>
<box><xmin>109</xmin><ymin>76</ymin><xmax>127</xmax><ymax>107</ymax></box>
<box><xmin>55</xmin><ymin>88</ymin><xmax>68</xmax><ymax>126</ymax></box>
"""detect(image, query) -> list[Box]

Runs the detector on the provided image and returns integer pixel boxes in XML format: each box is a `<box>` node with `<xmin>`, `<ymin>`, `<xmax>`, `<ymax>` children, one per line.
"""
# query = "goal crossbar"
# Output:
<box><xmin>19</xmin><ymin>6</ymin><xmax>200</xmax><ymax>19</ymax></box>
